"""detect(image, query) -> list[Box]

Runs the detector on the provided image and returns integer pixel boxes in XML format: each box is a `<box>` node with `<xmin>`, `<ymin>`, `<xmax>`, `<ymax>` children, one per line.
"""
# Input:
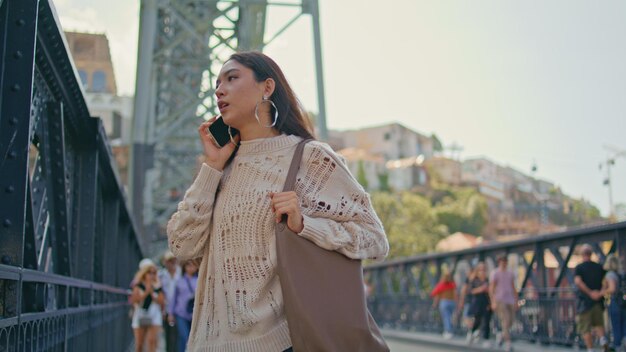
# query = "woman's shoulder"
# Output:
<box><xmin>301</xmin><ymin>139</ymin><xmax>349</xmax><ymax>169</ymax></box>
<box><xmin>302</xmin><ymin>139</ymin><xmax>338</xmax><ymax>156</ymax></box>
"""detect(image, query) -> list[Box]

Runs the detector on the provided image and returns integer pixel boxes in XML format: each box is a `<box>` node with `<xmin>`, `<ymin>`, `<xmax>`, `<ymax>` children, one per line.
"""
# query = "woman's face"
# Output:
<box><xmin>215</xmin><ymin>60</ymin><xmax>266</xmax><ymax>128</ymax></box>
<box><xmin>476</xmin><ymin>264</ymin><xmax>486</xmax><ymax>279</ymax></box>
<box><xmin>185</xmin><ymin>261</ymin><xmax>198</xmax><ymax>276</ymax></box>
<box><xmin>144</xmin><ymin>267</ymin><xmax>157</xmax><ymax>282</ymax></box>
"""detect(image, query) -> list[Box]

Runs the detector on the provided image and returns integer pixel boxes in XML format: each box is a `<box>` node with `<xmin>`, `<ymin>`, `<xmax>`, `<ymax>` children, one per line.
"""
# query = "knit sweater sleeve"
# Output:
<box><xmin>166</xmin><ymin>163</ymin><xmax>222</xmax><ymax>261</ymax></box>
<box><xmin>296</xmin><ymin>142</ymin><xmax>389</xmax><ymax>261</ymax></box>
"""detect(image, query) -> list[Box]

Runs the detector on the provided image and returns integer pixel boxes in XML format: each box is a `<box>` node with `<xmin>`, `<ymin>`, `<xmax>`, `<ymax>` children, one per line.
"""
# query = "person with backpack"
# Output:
<box><xmin>574</xmin><ymin>244</ymin><xmax>609</xmax><ymax>352</ymax></box>
<box><xmin>168</xmin><ymin>259</ymin><xmax>199</xmax><ymax>352</ymax></box>
<box><xmin>604</xmin><ymin>254</ymin><xmax>626</xmax><ymax>351</ymax></box>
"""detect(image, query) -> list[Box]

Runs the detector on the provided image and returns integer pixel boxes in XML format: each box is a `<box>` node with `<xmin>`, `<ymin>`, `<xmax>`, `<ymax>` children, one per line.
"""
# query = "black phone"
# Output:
<box><xmin>208</xmin><ymin>116</ymin><xmax>239</xmax><ymax>147</ymax></box>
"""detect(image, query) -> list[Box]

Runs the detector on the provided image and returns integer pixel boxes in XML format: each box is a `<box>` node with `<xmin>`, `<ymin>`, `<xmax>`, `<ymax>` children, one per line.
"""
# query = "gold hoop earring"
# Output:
<box><xmin>255</xmin><ymin>97</ymin><xmax>278</xmax><ymax>128</ymax></box>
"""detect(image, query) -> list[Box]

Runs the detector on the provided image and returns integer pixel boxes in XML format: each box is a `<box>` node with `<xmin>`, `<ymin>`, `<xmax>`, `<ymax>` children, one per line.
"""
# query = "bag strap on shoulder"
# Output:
<box><xmin>282</xmin><ymin>139</ymin><xmax>313</xmax><ymax>193</ymax></box>
<box><xmin>184</xmin><ymin>276</ymin><xmax>194</xmax><ymax>292</ymax></box>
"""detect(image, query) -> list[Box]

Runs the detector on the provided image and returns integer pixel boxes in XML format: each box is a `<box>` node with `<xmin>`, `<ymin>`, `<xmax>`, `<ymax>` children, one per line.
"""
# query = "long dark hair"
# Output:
<box><xmin>227</xmin><ymin>51</ymin><xmax>316</xmax><ymax>140</ymax></box>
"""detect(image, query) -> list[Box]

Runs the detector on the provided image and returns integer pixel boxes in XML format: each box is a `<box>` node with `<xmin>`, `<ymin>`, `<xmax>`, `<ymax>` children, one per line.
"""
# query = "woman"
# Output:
<box><xmin>468</xmin><ymin>261</ymin><xmax>492</xmax><ymax>348</ymax></box>
<box><xmin>604</xmin><ymin>254</ymin><xmax>626</xmax><ymax>350</ymax></box>
<box><xmin>431</xmin><ymin>271</ymin><xmax>457</xmax><ymax>339</ymax></box>
<box><xmin>168</xmin><ymin>259</ymin><xmax>199</xmax><ymax>352</ymax></box>
<box><xmin>131</xmin><ymin>259</ymin><xmax>165</xmax><ymax>352</ymax></box>
<box><xmin>458</xmin><ymin>266</ymin><xmax>476</xmax><ymax>341</ymax></box>
<box><xmin>167</xmin><ymin>51</ymin><xmax>389</xmax><ymax>352</ymax></box>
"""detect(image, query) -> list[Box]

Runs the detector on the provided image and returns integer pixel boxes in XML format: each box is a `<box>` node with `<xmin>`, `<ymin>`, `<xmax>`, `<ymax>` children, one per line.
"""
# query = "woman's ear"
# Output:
<box><xmin>264</xmin><ymin>78</ymin><xmax>276</xmax><ymax>99</ymax></box>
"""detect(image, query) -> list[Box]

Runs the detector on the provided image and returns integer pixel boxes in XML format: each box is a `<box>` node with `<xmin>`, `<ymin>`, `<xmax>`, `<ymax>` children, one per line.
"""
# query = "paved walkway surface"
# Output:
<box><xmin>383</xmin><ymin>329</ymin><xmax>580</xmax><ymax>352</ymax></box>
<box><xmin>131</xmin><ymin>327</ymin><xmax>586</xmax><ymax>351</ymax></box>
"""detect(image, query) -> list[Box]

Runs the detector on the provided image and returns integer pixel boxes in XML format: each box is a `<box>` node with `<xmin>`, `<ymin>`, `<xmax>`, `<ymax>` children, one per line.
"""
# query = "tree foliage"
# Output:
<box><xmin>371</xmin><ymin>192</ymin><xmax>447</xmax><ymax>258</ymax></box>
<box><xmin>432</xmin><ymin>186</ymin><xmax>488</xmax><ymax>235</ymax></box>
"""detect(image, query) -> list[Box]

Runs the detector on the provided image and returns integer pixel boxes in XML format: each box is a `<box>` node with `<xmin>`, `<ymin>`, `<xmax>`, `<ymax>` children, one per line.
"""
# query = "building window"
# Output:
<box><xmin>92</xmin><ymin>71</ymin><xmax>107</xmax><ymax>92</ymax></box>
<box><xmin>74</xmin><ymin>38</ymin><xmax>94</xmax><ymax>57</ymax></box>
<box><xmin>384</xmin><ymin>132</ymin><xmax>391</xmax><ymax>141</ymax></box>
<box><xmin>78</xmin><ymin>70</ymin><xmax>88</xmax><ymax>89</ymax></box>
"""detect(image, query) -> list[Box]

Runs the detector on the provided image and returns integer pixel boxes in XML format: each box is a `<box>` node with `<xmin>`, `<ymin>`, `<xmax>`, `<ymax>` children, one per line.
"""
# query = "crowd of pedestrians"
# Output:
<box><xmin>130</xmin><ymin>252</ymin><xmax>198</xmax><ymax>352</ymax></box>
<box><xmin>429</xmin><ymin>244</ymin><xmax>626</xmax><ymax>352</ymax></box>
<box><xmin>432</xmin><ymin>259</ymin><xmax>514</xmax><ymax>350</ymax></box>
<box><xmin>129</xmin><ymin>243</ymin><xmax>626</xmax><ymax>352</ymax></box>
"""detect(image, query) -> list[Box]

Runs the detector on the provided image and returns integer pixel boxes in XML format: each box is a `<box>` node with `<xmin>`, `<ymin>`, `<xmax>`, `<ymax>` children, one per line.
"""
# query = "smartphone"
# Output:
<box><xmin>208</xmin><ymin>116</ymin><xmax>239</xmax><ymax>147</ymax></box>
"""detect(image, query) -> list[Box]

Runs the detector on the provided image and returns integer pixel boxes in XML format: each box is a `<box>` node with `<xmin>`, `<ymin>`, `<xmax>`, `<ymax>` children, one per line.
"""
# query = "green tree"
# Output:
<box><xmin>371</xmin><ymin>192</ymin><xmax>447</xmax><ymax>258</ymax></box>
<box><xmin>377</xmin><ymin>172</ymin><xmax>391</xmax><ymax>192</ymax></box>
<box><xmin>432</xmin><ymin>186</ymin><xmax>488</xmax><ymax>235</ymax></box>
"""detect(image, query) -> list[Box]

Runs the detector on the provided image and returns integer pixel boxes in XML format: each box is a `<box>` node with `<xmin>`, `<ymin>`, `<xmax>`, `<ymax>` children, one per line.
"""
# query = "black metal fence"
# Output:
<box><xmin>365</xmin><ymin>221</ymin><xmax>626</xmax><ymax>346</ymax></box>
<box><xmin>0</xmin><ymin>0</ymin><xmax>143</xmax><ymax>350</ymax></box>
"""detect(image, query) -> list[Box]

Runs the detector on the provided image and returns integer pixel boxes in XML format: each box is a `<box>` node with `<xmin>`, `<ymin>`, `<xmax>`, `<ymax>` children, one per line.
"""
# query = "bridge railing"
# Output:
<box><xmin>365</xmin><ymin>221</ymin><xmax>626</xmax><ymax>346</ymax></box>
<box><xmin>0</xmin><ymin>0</ymin><xmax>143</xmax><ymax>350</ymax></box>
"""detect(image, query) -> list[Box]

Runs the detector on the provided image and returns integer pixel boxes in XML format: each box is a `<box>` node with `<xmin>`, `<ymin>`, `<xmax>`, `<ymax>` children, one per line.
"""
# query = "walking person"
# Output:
<box><xmin>168</xmin><ymin>259</ymin><xmax>199</xmax><ymax>352</ymax></box>
<box><xmin>459</xmin><ymin>266</ymin><xmax>477</xmax><ymax>342</ymax></box>
<box><xmin>604</xmin><ymin>254</ymin><xmax>626</xmax><ymax>351</ymax></box>
<box><xmin>468</xmin><ymin>261</ymin><xmax>492</xmax><ymax>348</ymax></box>
<box><xmin>131</xmin><ymin>259</ymin><xmax>165</xmax><ymax>352</ymax></box>
<box><xmin>167</xmin><ymin>51</ymin><xmax>389</xmax><ymax>351</ymax></box>
<box><xmin>159</xmin><ymin>251</ymin><xmax>181</xmax><ymax>352</ymax></box>
<box><xmin>489</xmin><ymin>255</ymin><xmax>518</xmax><ymax>352</ymax></box>
<box><xmin>431</xmin><ymin>271</ymin><xmax>458</xmax><ymax>339</ymax></box>
<box><xmin>575</xmin><ymin>244</ymin><xmax>609</xmax><ymax>352</ymax></box>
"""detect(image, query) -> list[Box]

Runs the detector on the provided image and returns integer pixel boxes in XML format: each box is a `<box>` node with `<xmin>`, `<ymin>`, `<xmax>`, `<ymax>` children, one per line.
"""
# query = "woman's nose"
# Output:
<box><xmin>215</xmin><ymin>84</ymin><xmax>224</xmax><ymax>97</ymax></box>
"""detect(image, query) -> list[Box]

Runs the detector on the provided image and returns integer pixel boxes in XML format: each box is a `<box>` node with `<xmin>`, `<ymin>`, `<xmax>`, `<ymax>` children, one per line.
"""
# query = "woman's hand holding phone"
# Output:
<box><xmin>198</xmin><ymin>116</ymin><xmax>239</xmax><ymax>171</ymax></box>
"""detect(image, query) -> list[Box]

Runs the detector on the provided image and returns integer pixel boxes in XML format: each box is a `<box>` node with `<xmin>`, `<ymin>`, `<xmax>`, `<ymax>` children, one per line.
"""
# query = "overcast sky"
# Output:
<box><xmin>53</xmin><ymin>0</ymin><xmax>626</xmax><ymax>217</ymax></box>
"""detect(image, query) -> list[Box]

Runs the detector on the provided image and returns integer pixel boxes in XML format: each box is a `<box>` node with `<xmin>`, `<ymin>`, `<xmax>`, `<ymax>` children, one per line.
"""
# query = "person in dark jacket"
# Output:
<box><xmin>574</xmin><ymin>244</ymin><xmax>608</xmax><ymax>352</ymax></box>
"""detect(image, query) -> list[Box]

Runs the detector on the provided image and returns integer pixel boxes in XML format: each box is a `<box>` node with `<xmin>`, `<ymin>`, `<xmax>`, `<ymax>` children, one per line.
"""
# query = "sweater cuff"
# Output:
<box><xmin>193</xmin><ymin>163</ymin><xmax>223</xmax><ymax>193</ymax></box>
<box><xmin>297</xmin><ymin>214</ymin><xmax>334</xmax><ymax>250</ymax></box>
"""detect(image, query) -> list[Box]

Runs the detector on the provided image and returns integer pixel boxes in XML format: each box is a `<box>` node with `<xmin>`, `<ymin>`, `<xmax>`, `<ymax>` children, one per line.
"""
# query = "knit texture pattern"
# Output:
<box><xmin>167</xmin><ymin>134</ymin><xmax>389</xmax><ymax>352</ymax></box>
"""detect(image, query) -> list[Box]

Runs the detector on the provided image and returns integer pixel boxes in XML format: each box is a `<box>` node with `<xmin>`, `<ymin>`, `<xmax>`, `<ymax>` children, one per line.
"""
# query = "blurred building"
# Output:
<box><xmin>332</xmin><ymin>123</ymin><xmax>434</xmax><ymax>192</ymax></box>
<box><xmin>385</xmin><ymin>156</ymin><xmax>428</xmax><ymax>191</ymax></box>
<box><xmin>337</xmin><ymin>148</ymin><xmax>386</xmax><ymax>191</ymax></box>
<box><xmin>424</xmin><ymin>157</ymin><xmax>462</xmax><ymax>186</ymax></box>
<box><xmin>65</xmin><ymin>31</ymin><xmax>133</xmax><ymax>185</ymax></box>
<box><xmin>336</xmin><ymin>123</ymin><xmax>434</xmax><ymax>161</ymax></box>
<box><xmin>459</xmin><ymin>157</ymin><xmax>569</xmax><ymax>237</ymax></box>
<box><xmin>436</xmin><ymin>232</ymin><xmax>482</xmax><ymax>252</ymax></box>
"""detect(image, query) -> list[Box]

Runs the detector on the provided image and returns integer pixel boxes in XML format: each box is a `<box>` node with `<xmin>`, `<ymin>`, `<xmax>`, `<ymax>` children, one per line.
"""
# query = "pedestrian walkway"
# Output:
<box><xmin>383</xmin><ymin>329</ymin><xmax>578</xmax><ymax>352</ymax></box>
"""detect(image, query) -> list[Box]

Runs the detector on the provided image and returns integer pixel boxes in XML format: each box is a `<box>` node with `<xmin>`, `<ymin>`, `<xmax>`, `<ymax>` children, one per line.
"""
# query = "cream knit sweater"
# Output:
<box><xmin>167</xmin><ymin>134</ymin><xmax>389</xmax><ymax>352</ymax></box>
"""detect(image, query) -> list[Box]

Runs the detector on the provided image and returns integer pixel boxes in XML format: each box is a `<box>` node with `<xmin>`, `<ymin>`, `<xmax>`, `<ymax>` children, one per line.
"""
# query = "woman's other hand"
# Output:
<box><xmin>270</xmin><ymin>191</ymin><xmax>304</xmax><ymax>233</ymax></box>
<box><xmin>198</xmin><ymin>117</ymin><xmax>239</xmax><ymax>171</ymax></box>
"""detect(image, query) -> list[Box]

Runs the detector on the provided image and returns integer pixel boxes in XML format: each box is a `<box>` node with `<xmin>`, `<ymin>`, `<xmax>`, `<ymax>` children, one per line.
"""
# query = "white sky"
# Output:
<box><xmin>53</xmin><ymin>0</ymin><xmax>626</xmax><ymax>217</ymax></box>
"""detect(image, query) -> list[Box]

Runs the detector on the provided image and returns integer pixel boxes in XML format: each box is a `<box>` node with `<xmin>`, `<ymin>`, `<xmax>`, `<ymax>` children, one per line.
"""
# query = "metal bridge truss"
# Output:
<box><xmin>364</xmin><ymin>221</ymin><xmax>626</xmax><ymax>347</ymax></box>
<box><xmin>130</xmin><ymin>0</ymin><xmax>327</xmax><ymax>252</ymax></box>
<box><xmin>0</xmin><ymin>0</ymin><xmax>143</xmax><ymax>350</ymax></box>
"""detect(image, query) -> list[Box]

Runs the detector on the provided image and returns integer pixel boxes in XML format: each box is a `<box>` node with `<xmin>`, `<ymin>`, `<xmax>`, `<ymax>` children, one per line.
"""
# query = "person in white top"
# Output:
<box><xmin>167</xmin><ymin>51</ymin><xmax>389</xmax><ymax>352</ymax></box>
<box><xmin>131</xmin><ymin>259</ymin><xmax>165</xmax><ymax>352</ymax></box>
<box><xmin>158</xmin><ymin>251</ymin><xmax>181</xmax><ymax>352</ymax></box>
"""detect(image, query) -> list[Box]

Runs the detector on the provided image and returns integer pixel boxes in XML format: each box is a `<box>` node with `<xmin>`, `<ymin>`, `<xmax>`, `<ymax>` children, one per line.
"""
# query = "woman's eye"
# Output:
<box><xmin>228</xmin><ymin>76</ymin><xmax>237</xmax><ymax>81</ymax></box>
